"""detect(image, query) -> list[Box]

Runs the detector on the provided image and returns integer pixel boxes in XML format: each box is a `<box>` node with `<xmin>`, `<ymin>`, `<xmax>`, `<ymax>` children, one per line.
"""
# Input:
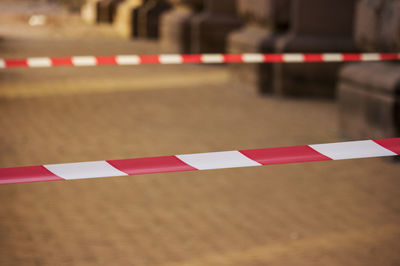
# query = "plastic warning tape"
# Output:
<box><xmin>0</xmin><ymin>138</ymin><xmax>399</xmax><ymax>185</ymax></box>
<box><xmin>0</xmin><ymin>53</ymin><xmax>399</xmax><ymax>68</ymax></box>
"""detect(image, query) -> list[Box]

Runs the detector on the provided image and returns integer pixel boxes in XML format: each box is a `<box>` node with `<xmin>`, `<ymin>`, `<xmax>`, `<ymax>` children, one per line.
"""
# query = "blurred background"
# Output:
<box><xmin>0</xmin><ymin>0</ymin><xmax>399</xmax><ymax>265</ymax></box>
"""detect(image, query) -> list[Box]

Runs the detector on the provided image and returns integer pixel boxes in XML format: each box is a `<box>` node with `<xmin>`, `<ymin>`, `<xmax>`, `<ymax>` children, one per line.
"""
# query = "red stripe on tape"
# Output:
<box><xmin>0</xmin><ymin>165</ymin><xmax>63</xmax><ymax>185</ymax></box>
<box><xmin>240</xmin><ymin>145</ymin><xmax>332</xmax><ymax>165</ymax></box>
<box><xmin>223</xmin><ymin>54</ymin><xmax>243</xmax><ymax>63</ymax></box>
<box><xmin>379</xmin><ymin>53</ymin><xmax>399</xmax><ymax>61</ymax></box>
<box><xmin>139</xmin><ymin>55</ymin><xmax>160</xmax><ymax>64</ymax></box>
<box><xmin>342</xmin><ymin>54</ymin><xmax>362</xmax><ymax>61</ymax></box>
<box><xmin>304</xmin><ymin>54</ymin><xmax>324</xmax><ymax>62</ymax></box>
<box><xmin>373</xmin><ymin>138</ymin><xmax>400</xmax><ymax>155</ymax></box>
<box><xmin>50</xmin><ymin>57</ymin><xmax>73</xmax><ymax>66</ymax></box>
<box><xmin>181</xmin><ymin>54</ymin><xmax>202</xmax><ymax>63</ymax></box>
<box><xmin>264</xmin><ymin>54</ymin><xmax>284</xmax><ymax>62</ymax></box>
<box><xmin>96</xmin><ymin>56</ymin><xmax>117</xmax><ymax>65</ymax></box>
<box><xmin>107</xmin><ymin>156</ymin><xmax>196</xmax><ymax>175</ymax></box>
<box><xmin>5</xmin><ymin>59</ymin><xmax>28</xmax><ymax>67</ymax></box>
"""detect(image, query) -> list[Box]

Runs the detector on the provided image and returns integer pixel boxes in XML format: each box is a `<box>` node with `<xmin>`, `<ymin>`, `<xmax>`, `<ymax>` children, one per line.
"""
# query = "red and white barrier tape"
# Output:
<box><xmin>0</xmin><ymin>53</ymin><xmax>399</xmax><ymax>68</ymax></box>
<box><xmin>1</xmin><ymin>138</ymin><xmax>399</xmax><ymax>185</ymax></box>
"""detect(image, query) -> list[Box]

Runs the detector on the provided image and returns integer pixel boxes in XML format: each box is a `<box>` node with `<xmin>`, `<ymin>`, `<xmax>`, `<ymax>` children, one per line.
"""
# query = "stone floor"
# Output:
<box><xmin>0</xmin><ymin>2</ymin><xmax>399</xmax><ymax>266</ymax></box>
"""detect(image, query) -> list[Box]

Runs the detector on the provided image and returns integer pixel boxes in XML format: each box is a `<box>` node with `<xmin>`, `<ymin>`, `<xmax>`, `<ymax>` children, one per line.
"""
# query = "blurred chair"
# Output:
<box><xmin>160</xmin><ymin>0</ymin><xmax>203</xmax><ymax>53</ymax></box>
<box><xmin>273</xmin><ymin>0</ymin><xmax>356</xmax><ymax>98</ymax></box>
<box><xmin>137</xmin><ymin>0</ymin><xmax>171</xmax><ymax>39</ymax></box>
<box><xmin>338</xmin><ymin>0</ymin><xmax>400</xmax><ymax>139</ymax></box>
<box><xmin>81</xmin><ymin>0</ymin><xmax>103</xmax><ymax>24</ymax></box>
<box><xmin>113</xmin><ymin>0</ymin><xmax>146</xmax><ymax>38</ymax></box>
<box><xmin>228</xmin><ymin>0</ymin><xmax>290</xmax><ymax>94</ymax></box>
<box><xmin>190</xmin><ymin>0</ymin><xmax>242</xmax><ymax>53</ymax></box>
<box><xmin>98</xmin><ymin>0</ymin><xmax>125</xmax><ymax>23</ymax></box>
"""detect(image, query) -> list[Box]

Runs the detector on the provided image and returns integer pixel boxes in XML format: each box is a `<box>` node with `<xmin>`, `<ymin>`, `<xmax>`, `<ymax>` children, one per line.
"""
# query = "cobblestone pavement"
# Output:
<box><xmin>0</xmin><ymin>2</ymin><xmax>400</xmax><ymax>266</ymax></box>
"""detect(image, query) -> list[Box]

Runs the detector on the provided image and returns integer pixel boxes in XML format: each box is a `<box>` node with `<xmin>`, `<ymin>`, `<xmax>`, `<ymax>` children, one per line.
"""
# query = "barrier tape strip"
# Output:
<box><xmin>0</xmin><ymin>138</ymin><xmax>399</xmax><ymax>185</ymax></box>
<box><xmin>0</xmin><ymin>53</ymin><xmax>399</xmax><ymax>68</ymax></box>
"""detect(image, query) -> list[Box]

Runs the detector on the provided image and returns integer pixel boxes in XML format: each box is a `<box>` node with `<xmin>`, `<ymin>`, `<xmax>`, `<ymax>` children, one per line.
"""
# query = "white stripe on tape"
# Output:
<box><xmin>242</xmin><ymin>53</ymin><xmax>264</xmax><ymax>63</ymax></box>
<box><xmin>116</xmin><ymin>55</ymin><xmax>140</xmax><ymax>65</ymax></box>
<box><xmin>177</xmin><ymin>151</ymin><xmax>261</xmax><ymax>170</ymax></box>
<box><xmin>283</xmin><ymin>54</ymin><xmax>305</xmax><ymax>62</ymax></box>
<box><xmin>361</xmin><ymin>53</ymin><xmax>380</xmax><ymax>61</ymax></box>
<box><xmin>27</xmin><ymin>57</ymin><xmax>52</xmax><ymax>67</ymax></box>
<box><xmin>0</xmin><ymin>59</ymin><xmax>5</xmax><ymax>68</ymax></box>
<box><xmin>72</xmin><ymin>56</ymin><xmax>97</xmax><ymax>66</ymax></box>
<box><xmin>44</xmin><ymin>161</ymin><xmax>127</xmax><ymax>180</ymax></box>
<box><xmin>201</xmin><ymin>54</ymin><xmax>224</xmax><ymax>63</ymax></box>
<box><xmin>309</xmin><ymin>140</ymin><xmax>396</xmax><ymax>160</ymax></box>
<box><xmin>159</xmin><ymin>55</ymin><xmax>183</xmax><ymax>64</ymax></box>
<box><xmin>322</xmin><ymin>53</ymin><xmax>343</xmax><ymax>62</ymax></box>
